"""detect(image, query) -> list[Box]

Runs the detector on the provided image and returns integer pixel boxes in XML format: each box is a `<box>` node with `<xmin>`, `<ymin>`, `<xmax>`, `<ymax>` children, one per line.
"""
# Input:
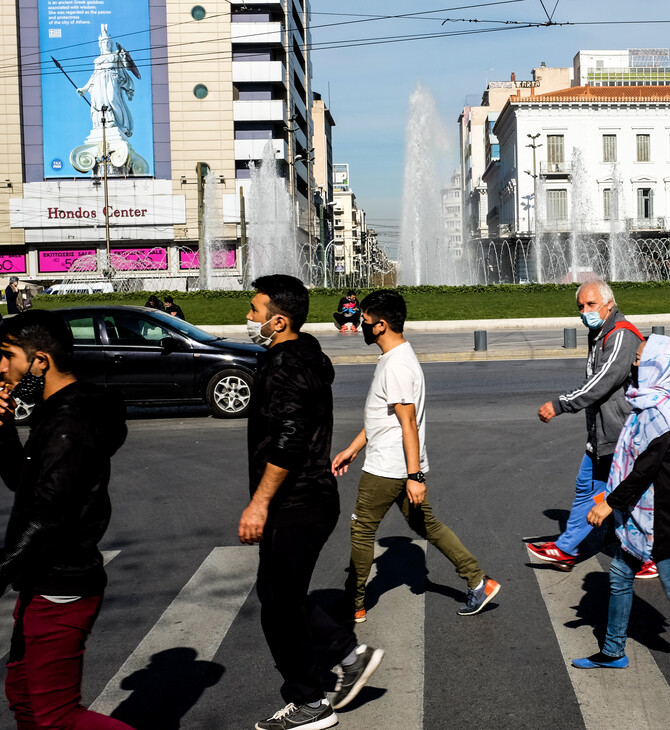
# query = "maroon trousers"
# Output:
<box><xmin>5</xmin><ymin>594</ymin><xmax>133</xmax><ymax>729</ymax></box>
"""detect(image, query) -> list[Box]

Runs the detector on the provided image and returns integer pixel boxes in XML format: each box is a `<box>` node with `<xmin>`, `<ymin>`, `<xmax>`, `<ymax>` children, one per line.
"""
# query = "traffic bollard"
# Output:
<box><xmin>563</xmin><ymin>327</ymin><xmax>577</xmax><ymax>349</ymax></box>
<box><xmin>474</xmin><ymin>330</ymin><xmax>487</xmax><ymax>352</ymax></box>
<box><xmin>652</xmin><ymin>326</ymin><xmax>665</xmax><ymax>336</ymax></box>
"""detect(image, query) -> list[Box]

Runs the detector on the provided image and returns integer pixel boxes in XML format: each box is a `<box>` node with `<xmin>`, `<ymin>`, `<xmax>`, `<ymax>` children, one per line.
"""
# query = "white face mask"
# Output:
<box><xmin>246</xmin><ymin>316</ymin><xmax>277</xmax><ymax>348</ymax></box>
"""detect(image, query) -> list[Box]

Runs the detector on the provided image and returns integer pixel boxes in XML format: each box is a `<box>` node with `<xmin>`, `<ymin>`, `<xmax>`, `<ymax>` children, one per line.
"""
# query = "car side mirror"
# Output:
<box><xmin>160</xmin><ymin>337</ymin><xmax>178</xmax><ymax>353</ymax></box>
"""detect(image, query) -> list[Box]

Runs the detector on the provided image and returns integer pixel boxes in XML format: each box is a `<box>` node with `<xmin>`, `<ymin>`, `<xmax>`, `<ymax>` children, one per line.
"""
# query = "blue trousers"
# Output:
<box><xmin>556</xmin><ymin>452</ymin><xmax>612</xmax><ymax>557</ymax></box>
<box><xmin>603</xmin><ymin>547</ymin><xmax>670</xmax><ymax>657</ymax></box>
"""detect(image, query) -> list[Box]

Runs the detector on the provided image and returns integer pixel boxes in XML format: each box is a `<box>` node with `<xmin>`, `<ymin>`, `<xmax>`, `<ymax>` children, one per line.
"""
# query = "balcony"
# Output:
<box><xmin>231</xmin><ymin>22</ymin><xmax>283</xmax><ymax>45</ymax></box>
<box><xmin>539</xmin><ymin>161</ymin><xmax>572</xmax><ymax>178</ymax></box>
<box><xmin>626</xmin><ymin>217</ymin><xmax>667</xmax><ymax>231</ymax></box>
<box><xmin>232</xmin><ymin>61</ymin><xmax>284</xmax><ymax>83</ymax></box>
<box><xmin>234</xmin><ymin>138</ymin><xmax>287</xmax><ymax>161</ymax></box>
<box><xmin>233</xmin><ymin>99</ymin><xmax>286</xmax><ymax>122</ymax></box>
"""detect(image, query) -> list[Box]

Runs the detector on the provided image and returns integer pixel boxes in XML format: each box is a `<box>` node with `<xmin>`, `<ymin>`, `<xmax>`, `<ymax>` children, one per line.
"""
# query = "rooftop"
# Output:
<box><xmin>510</xmin><ymin>85</ymin><xmax>670</xmax><ymax>104</ymax></box>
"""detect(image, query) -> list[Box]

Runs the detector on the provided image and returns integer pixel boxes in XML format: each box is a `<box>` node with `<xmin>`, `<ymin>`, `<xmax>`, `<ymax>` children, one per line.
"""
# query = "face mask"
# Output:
<box><xmin>580</xmin><ymin>311</ymin><xmax>605</xmax><ymax>330</ymax></box>
<box><xmin>246</xmin><ymin>317</ymin><xmax>277</xmax><ymax>348</ymax></box>
<box><xmin>630</xmin><ymin>364</ymin><xmax>639</xmax><ymax>389</ymax></box>
<box><xmin>11</xmin><ymin>359</ymin><xmax>45</xmax><ymax>405</ymax></box>
<box><xmin>361</xmin><ymin>320</ymin><xmax>380</xmax><ymax>346</ymax></box>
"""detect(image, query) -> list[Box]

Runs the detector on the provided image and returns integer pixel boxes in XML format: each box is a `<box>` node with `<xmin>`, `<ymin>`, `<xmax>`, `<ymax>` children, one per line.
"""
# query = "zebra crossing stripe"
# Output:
<box><xmin>530</xmin><ymin>553</ymin><xmax>670</xmax><ymax>730</ymax></box>
<box><xmin>347</xmin><ymin>539</ymin><xmax>426</xmax><ymax>728</ymax></box>
<box><xmin>0</xmin><ymin>549</ymin><xmax>121</xmax><ymax>657</ymax></box>
<box><xmin>90</xmin><ymin>546</ymin><xmax>258</xmax><ymax>715</ymax></box>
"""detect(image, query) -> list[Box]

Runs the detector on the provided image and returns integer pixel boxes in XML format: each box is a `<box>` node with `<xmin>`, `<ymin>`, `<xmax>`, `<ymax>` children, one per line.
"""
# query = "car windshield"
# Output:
<box><xmin>149</xmin><ymin>310</ymin><xmax>221</xmax><ymax>344</ymax></box>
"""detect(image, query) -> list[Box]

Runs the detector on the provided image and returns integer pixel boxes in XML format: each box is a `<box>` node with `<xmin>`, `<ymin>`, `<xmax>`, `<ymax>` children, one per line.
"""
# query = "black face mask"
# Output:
<box><xmin>11</xmin><ymin>360</ymin><xmax>45</xmax><ymax>405</ymax></box>
<box><xmin>361</xmin><ymin>320</ymin><xmax>380</xmax><ymax>346</ymax></box>
<box><xmin>630</xmin><ymin>364</ymin><xmax>639</xmax><ymax>389</ymax></box>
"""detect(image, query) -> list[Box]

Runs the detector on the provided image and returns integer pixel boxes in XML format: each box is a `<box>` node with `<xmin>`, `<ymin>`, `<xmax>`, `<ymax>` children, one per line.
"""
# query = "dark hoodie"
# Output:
<box><xmin>0</xmin><ymin>381</ymin><xmax>127</xmax><ymax>596</ymax></box>
<box><xmin>248</xmin><ymin>332</ymin><xmax>339</xmax><ymax>526</ymax></box>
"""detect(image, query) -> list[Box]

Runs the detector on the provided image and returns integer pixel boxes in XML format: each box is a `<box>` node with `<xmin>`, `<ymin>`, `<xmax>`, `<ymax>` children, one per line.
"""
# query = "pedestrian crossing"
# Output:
<box><xmin>0</xmin><ymin>545</ymin><xmax>669</xmax><ymax>728</ymax></box>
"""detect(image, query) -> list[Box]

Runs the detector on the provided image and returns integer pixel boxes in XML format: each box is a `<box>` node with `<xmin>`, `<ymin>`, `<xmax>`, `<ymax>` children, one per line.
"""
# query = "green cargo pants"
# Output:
<box><xmin>348</xmin><ymin>471</ymin><xmax>485</xmax><ymax>610</ymax></box>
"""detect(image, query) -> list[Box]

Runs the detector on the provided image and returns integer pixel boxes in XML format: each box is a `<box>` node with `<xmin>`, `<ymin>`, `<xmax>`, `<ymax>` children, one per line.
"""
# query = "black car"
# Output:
<box><xmin>14</xmin><ymin>306</ymin><xmax>262</xmax><ymax>423</ymax></box>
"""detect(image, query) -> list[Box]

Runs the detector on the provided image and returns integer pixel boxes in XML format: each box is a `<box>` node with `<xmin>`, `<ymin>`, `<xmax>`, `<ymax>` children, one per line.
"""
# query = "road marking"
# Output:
<box><xmin>0</xmin><ymin>549</ymin><xmax>120</xmax><ymax>656</ymax></box>
<box><xmin>91</xmin><ymin>546</ymin><xmax>258</xmax><ymax>715</ymax></box>
<box><xmin>530</xmin><ymin>553</ymin><xmax>670</xmax><ymax>730</ymax></box>
<box><xmin>343</xmin><ymin>539</ymin><xmax>426</xmax><ymax>728</ymax></box>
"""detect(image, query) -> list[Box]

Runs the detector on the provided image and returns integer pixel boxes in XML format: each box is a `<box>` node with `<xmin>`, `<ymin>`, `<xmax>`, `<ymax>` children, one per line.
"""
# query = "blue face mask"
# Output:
<box><xmin>580</xmin><ymin>311</ymin><xmax>605</xmax><ymax>330</ymax></box>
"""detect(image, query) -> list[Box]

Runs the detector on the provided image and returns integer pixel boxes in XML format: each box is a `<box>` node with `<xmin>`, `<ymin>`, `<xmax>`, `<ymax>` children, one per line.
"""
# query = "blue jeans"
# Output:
<box><xmin>556</xmin><ymin>452</ymin><xmax>612</xmax><ymax>556</ymax></box>
<box><xmin>603</xmin><ymin>548</ymin><xmax>670</xmax><ymax>657</ymax></box>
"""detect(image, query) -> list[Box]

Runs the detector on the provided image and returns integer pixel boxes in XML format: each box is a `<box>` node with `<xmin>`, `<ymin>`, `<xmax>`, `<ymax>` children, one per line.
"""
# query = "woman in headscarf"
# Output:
<box><xmin>572</xmin><ymin>333</ymin><xmax>670</xmax><ymax>669</ymax></box>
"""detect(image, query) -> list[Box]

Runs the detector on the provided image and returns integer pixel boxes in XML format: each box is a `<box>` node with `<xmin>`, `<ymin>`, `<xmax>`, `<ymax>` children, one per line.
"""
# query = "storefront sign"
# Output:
<box><xmin>38</xmin><ymin>249</ymin><xmax>96</xmax><ymax>273</ymax></box>
<box><xmin>0</xmin><ymin>253</ymin><xmax>27</xmax><ymax>274</ymax></box>
<box><xmin>179</xmin><ymin>247</ymin><xmax>237</xmax><ymax>270</ymax></box>
<box><xmin>112</xmin><ymin>247</ymin><xmax>168</xmax><ymax>271</ymax></box>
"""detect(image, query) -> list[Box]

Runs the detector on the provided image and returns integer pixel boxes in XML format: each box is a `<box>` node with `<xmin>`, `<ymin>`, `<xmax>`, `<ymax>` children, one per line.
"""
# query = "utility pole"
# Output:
<box><xmin>196</xmin><ymin>161</ymin><xmax>209</xmax><ymax>287</ymax></box>
<box><xmin>240</xmin><ymin>187</ymin><xmax>248</xmax><ymax>288</ymax></box>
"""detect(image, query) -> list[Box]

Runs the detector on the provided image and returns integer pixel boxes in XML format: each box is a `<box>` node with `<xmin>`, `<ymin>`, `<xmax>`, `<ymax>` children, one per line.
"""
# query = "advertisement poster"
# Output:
<box><xmin>180</xmin><ymin>247</ymin><xmax>237</xmax><ymax>270</ymax></box>
<box><xmin>39</xmin><ymin>249</ymin><xmax>96</xmax><ymax>273</ymax></box>
<box><xmin>113</xmin><ymin>247</ymin><xmax>167</xmax><ymax>271</ymax></box>
<box><xmin>0</xmin><ymin>254</ymin><xmax>27</xmax><ymax>274</ymax></box>
<box><xmin>38</xmin><ymin>0</ymin><xmax>154</xmax><ymax>178</ymax></box>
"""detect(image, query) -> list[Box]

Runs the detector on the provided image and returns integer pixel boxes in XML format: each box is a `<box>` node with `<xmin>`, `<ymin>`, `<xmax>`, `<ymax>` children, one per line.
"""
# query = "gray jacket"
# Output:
<box><xmin>551</xmin><ymin>308</ymin><xmax>641</xmax><ymax>458</ymax></box>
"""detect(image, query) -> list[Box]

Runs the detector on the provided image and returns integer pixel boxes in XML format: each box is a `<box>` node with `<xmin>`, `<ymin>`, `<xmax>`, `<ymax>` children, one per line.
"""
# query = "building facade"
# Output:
<box><xmin>575</xmin><ymin>49</ymin><xmax>670</xmax><ymax>88</ymax></box>
<box><xmin>1</xmin><ymin>0</ymin><xmax>316</xmax><ymax>289</ymax></box>
<box><xmin>442</xmin><ymin>169</ymin><xmax>463</xmax><ymax>255</ymax></box>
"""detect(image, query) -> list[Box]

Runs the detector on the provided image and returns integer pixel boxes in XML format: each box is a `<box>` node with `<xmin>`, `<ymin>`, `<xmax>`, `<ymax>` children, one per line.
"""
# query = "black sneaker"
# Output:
<box><xmin>331</xmin><ymin>644</ymin><xmax>385</xmax><ymax>710</ymax></box>
<box><xmin>255</xmin><ymin>699</ymin><xmax>337</xmax><ymax>730</ymax></box>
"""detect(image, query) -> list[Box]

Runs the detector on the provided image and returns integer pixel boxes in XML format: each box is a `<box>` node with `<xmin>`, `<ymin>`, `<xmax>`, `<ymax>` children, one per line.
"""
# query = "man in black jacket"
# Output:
<box><xmin>240</xmin><ymin>275</ymin><xmax>383</xmax><ymax>730</ymax></box>
<box><xmin>0</xmin><ymin>310</ymin><xmax>133</xmax><ymax>729</ymax></box>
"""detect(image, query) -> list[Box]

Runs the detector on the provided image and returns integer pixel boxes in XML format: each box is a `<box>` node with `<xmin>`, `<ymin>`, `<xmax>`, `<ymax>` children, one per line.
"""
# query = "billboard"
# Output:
<box><xmin>180</xmin><ymin>247</ymin><xmax>237</xmax><ymax>270</ymax></box>
<box><xmin>0</xmin><ymin>254</ymin><xmax>27</xmax><ymax>275</ymax></box>
<box><xmin>39</xmin><ymin>249</ymin><xmax>97</xmax><ymax>273</ymax></box>
<box><xmin>38</xmin><ymin>0</ymin><xmax>154</xmax><ymax>178</ymax></box>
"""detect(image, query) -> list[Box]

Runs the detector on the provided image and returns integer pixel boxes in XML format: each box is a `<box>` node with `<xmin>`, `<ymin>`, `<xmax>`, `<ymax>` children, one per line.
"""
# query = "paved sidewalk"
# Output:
<box><xmin>204</xmin><ymin>313</ymin><xmax>670</xmax><ymax>364</ymax></box>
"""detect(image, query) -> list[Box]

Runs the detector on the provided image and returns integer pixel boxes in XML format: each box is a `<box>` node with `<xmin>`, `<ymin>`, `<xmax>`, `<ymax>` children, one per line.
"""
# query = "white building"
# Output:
<box><xmin>575</xmin><ymin>49</ymin><xmax>670</xmax><ymax>87</ymax></box>
<box><xmin>486</xmin><ymin>85</ymin><xmax>670</xmax><ymax>238</ymax></box>
<box><xmin>442</xmin><ymin>169</ymin><xmax>463</xmax><ymax>255</ymax></box>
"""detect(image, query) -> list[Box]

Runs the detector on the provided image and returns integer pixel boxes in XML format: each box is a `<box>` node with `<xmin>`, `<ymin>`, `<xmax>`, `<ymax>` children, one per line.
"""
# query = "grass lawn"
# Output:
<box><xmin>2</xmin><ymin>283</ymin><xmax>669</xmax><ymax>325</ymax></box>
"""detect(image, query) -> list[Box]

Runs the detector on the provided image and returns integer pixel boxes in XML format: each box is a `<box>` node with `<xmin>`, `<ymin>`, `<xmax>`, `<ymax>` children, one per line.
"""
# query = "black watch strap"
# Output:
<box><xmin>407</xmin><ymin>471</ymin><xmax>426</xmax><ymax>483</ymax></box>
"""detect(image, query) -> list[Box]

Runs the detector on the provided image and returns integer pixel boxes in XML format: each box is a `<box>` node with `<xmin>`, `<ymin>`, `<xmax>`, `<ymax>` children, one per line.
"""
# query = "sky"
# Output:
<box><xmin>309</xmin><ymin>0</ymin><xmax>670</xmax><ymax>254</ymax></box>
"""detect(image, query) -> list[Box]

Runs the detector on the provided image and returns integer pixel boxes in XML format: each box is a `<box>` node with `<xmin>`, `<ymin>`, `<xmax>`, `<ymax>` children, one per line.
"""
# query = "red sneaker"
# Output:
<box><xmin>635</xmin><ymin>560</ymin><xmax>658</xmax><ymax>579</ymax></box>
<box><xmin>527</xmin><ymin>541</ymin><xmax>577</xmax><ymax>571</ymax></box>
<box><xmin>354</xmin><ymin>608</ymin><xmax>367</xmax><ymax>623</ymax></box>
<box><xmin>339</xmin><ymin>325</ymin><xmax>347</xmax><ymax>332</ymax></box>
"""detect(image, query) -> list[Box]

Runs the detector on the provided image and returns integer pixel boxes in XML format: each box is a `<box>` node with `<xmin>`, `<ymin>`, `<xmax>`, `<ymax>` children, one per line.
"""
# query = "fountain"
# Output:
<box><xmin>244</xmin><ymin>140</ymin><xmax>301</xmax><ymax>285</ymax></box>
<box><xmin>399</xmin><ymin>84</ymin><xmax>453</xmax><ymax>285</ymax></box>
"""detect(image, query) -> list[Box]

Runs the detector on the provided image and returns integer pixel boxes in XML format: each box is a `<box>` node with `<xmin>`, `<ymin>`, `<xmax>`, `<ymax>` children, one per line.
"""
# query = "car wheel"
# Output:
<box><xmin>206</xmin><ymin>369</ymin><xmax>253</xmax><ymax>418</ymax></box>
<box><xmin>14</xmin><ymin>397</ymin><xmax>34</xmax><ymax>425</ymax></box>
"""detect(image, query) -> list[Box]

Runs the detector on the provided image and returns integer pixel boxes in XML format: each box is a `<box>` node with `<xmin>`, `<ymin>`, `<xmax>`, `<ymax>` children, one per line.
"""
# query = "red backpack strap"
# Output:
<box><xmin>603</xmin><ymin>321</ymin><xmax>644</xmax><ymax>348</ymax></box>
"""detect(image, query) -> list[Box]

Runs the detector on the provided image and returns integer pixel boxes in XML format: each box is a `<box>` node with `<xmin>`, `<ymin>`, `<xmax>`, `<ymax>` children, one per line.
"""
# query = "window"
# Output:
<box><xmin>546</xmin><ymin>189</ymin><xmax>568</xmax><ymax>221</ymax></box>
<box><xmin>64</xmin><ymin>315</ymin><xmax>97</xmax><ymax>345</ymax></box>
<box><xmin>637</xmin><ymin>188</ymin><xmax>654</xmax><ymax>219</ymax></box>
<box><xmin>602</xmin><ymin>135</ymin><xmax>617</xmax><ymax>163</ymax></box>
<box><xmin>547</xmin><ymin>135</ymin><xmax>564</xmax><ymax>165</ymax></box>
<box><xmin>193</xmin><ymin>84</ymin><xmax>208</xmax><ymax>99</ymax></box>
<box><xmin>191</xmin><ymin>6</ymin><xmax>206</xmax><ymax>20</ymax></box>
<box><xmin>104</xmin><ymin>314</ymin><xmax>172</xmax><ymax>346</ymax></box>
<box><xmin>603</xmin><ymin>189</ymin><xmax>611</xmax><ymax>220</ymax></box>
<box><xmin>636</xmin><ymin>134</ymin><xmax>651</xmax><ymax>162</ymax></box>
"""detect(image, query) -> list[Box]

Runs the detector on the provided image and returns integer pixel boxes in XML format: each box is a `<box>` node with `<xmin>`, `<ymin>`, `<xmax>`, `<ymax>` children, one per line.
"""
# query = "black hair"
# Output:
<box><xmin>360</xmin><ymin>289</ymin><xmax>406</xmax><ymax>333</ymax></box>
<box><xmin>0</xmin><ymin>309</ymin><xmax>74</xmax><ymax>372</ymax></box>
<box><xmin>164</xmin><ymin>295</ymin><xmax>174</xmax><ymax>303</ymax></box>
<box><xmin>347</xmin><ymin>290</ymin><xmax>356</xmax><ymax>297</ymax></box>
<box><xmin>252</xmin><ymin>274</ymin><xmax>309</xmax><ymax>331</ymax></box>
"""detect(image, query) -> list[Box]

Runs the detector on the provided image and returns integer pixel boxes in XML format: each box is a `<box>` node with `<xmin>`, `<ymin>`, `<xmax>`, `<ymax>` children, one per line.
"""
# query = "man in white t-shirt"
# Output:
<box><xmin>332</xmin><ymin>290</ymin><xmax>501</xmax><ymax>620</ymax></box>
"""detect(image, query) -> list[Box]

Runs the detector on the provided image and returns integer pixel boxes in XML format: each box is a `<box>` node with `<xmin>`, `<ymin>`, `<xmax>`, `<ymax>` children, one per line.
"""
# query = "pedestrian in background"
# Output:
<box><xmin>239</xmin><ymin>274</ymin><xmax>383</xmax><ymax>730</ymax></box>
<box><xmin>0</xmin><ymin>310</ymin><xmax>133</xmax><ymax>729</ymax></box>
<box><xmin>528</xmin><ymin>280</ymin><xmax>646</xmax><ymax>573</ymax></box>
<box><xmin>164</xmin><ymin>295</ymin><xmax>185</xmax><ymax>320</ymax></box>
<box><xmin>573</xmin><ymin>334</ymin><xmax>670</xmax><ymax>669</ymax></box>
<box><xmin>144</xmin><ymin>294</ymin><xmax>164</xmax><ymax>311</ymax></box>
<box><xmin>332</xmin><ymin>289</ymin><xmax>501</xmax><ymax>621</ymax></box>
<box><xmin>5</xmin><ymin>277</ymin><xmax>21</xmax><ymax>315</ymax></box>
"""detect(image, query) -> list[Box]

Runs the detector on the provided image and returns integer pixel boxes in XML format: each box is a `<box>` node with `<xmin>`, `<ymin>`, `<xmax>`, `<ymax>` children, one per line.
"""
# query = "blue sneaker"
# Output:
<box><xmin>572</xmin><ymin>652</ymin><xmax>629</xmax><ymax>669</ymax></box>
<box><xmin>457</xmin><ymin>577</ymin><xmax>501</xmax><ymax>616</ymax></box>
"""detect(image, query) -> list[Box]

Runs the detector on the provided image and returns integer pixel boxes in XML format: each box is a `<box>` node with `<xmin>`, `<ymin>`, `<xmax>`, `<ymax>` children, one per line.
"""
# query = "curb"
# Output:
<box><xmin>330</xmin><ymin>347</ymin><xmax>589</xmax><ymax>365</ymax></box>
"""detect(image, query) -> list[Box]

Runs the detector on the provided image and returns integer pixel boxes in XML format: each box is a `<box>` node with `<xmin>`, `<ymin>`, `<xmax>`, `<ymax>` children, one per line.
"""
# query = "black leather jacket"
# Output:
<box><xmin>248</xmin><ymin>333</ymin><xmax>339</xmax><ymax>526</ymax></box>
<box><xmin>0</xmin><ymin>381</ymin><xmax>127</xmax><ymax>596</ymax></box>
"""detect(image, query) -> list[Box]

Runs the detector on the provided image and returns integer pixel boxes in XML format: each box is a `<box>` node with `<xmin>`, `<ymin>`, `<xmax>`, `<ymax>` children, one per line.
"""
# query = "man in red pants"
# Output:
<box><xmin>0</xmin><ymin>310</ymin><xmax>133</xmax><ymax>729</ymax></box>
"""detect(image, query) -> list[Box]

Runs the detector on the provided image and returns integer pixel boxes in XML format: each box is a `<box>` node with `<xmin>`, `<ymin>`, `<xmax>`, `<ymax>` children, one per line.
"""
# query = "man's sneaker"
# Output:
<box><xmin>457</xmin><ymin>577</ymin><xmax>501</xmax><ymax>616</ymax></box>
<box><xmin>255</xmin><ymin>700</ymin><xmax>337</xmax><ymax>730</ymax></box>
<box><xmin>353</xmin><ymin>608</ymin><xmax>367</xmax><ymax>623</ymax></box>
<box><xmin>331</xmin><ymin>644</ymin><xmax>385</xmax><ymax>710</ymax></box>
<box><xmin>572</xmin><ymin>652</ymin><xmax>629</xmax><ymax>669</ymax></box>
<box><xmin>527</xmin><ymin>541</ymin><xmax>577</xmax><ymax>571</ymax></box>
<box><xmin>339</xmin><ymin>326</ymin><xmax>347</xmax><ymax>332</ymax></box>
<box><xmin>635</xmin><ymin>560</ymin><xmax>659</xmax><ymax>579</ymax></box>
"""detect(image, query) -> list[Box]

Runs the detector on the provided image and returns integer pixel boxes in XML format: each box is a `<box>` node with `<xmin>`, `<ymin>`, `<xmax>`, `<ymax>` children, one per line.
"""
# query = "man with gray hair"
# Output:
<box><xmin>527</xmin><ymin>280</ymin><xmax>645</xmax><ymax>572</ymax></box>
<box><xmin>4</xmin><ymin>277</ymin><xmax>21</xmax><ymax>315</ymax></box>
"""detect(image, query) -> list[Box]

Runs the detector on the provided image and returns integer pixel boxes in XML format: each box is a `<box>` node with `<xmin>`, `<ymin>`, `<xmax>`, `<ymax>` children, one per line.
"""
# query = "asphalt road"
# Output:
<box><xmin>0</xmin><ymin>360</ymin><xmax>669</xmax><ymax>729</ymax></box>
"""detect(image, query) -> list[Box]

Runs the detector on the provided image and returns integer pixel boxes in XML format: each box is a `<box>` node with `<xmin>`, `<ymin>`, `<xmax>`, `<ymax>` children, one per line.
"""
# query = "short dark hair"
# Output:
<box><xmin>252</xmin><ymin>275</ymin><xmax>309</xmax><ymax>331</ymax></box>
<box><xmin>164</xmin><ymin>295</ymin><xmax>174</xmax><ymax>304</ymax></box>
<box><xmin>0</xmin><ymin>309</ymin><xmax>74</xmax><ymax>372</ymax></box>
<box><xmin>360</xmin><ymin>289</ymin><xmax>406</xmax><ymax>333</ymax></box>
<box><xmin>347</xmin><ymin>290</ymin><xmax>356</xmax><ymax>297</ymax></box>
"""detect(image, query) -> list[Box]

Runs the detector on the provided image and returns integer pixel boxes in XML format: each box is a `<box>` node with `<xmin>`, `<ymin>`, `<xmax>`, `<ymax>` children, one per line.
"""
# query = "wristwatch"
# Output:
<box><xmin>407</xmin><ymin>471</ymin><xmax>426</xmax><ymax>483</ymax></box>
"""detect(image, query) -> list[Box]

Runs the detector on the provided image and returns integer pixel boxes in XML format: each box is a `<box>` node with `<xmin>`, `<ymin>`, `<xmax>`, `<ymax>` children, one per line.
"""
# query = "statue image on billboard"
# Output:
<box><xmin>69</xmin><ymin>24</ymin><xmax>149</xmax><ymax>176</ymax></box>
